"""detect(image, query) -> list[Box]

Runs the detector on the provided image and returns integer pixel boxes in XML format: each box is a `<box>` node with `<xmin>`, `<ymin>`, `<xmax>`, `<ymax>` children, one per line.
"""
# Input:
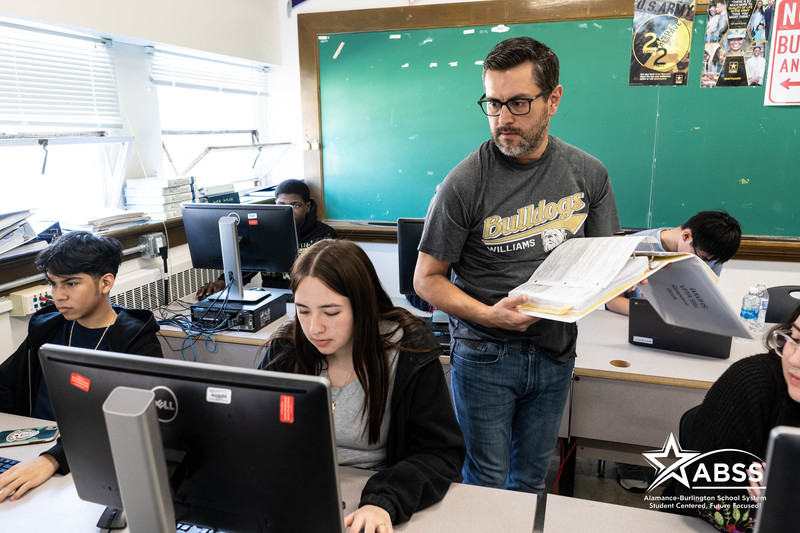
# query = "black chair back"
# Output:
<box><xmin>765</xmin><ymin>286</ymin><xmax>800</xmax><ymax>323</ymax></box>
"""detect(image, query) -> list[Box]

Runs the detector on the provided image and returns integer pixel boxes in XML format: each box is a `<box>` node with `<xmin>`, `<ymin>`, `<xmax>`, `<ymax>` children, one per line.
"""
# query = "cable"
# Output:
<box><xmin>550</xmin><ymin>437</ymin><xmax>579</xmax><ymax>495</ymax></box>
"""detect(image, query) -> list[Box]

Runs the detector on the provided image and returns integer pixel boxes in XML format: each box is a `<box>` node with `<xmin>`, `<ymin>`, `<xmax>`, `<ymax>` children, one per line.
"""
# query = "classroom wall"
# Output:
<box><xmin>0</xmin><ymin>0</ymin><xmax>283</xmax><ymax>65</ymax></box>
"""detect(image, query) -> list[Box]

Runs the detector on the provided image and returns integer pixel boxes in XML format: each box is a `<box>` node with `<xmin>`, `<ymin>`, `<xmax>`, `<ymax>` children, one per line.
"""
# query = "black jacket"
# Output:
<box><xmin>265</xmin><ymin>321</ymin><xmax>465</xmax><ymax>524</ymax></box>
<box><xmin>0</xmin><ymin>304</ymin><xmax>163</xmax><ymax>472</ymax></box>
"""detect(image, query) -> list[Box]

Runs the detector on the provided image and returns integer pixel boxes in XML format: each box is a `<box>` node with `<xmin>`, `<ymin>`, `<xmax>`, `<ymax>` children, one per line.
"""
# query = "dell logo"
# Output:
<box><xmin>151</xmin><ymin>386</ymin><xmax>179</xmax><ymax>423</ymax></box>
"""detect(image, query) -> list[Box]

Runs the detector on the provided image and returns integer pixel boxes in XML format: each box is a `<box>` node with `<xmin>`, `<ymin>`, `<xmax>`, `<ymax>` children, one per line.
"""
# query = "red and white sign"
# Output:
<box><xmin>765</xmin><ymin>0</ymin><xmax>800</xmax><ymax>105</ymax></box>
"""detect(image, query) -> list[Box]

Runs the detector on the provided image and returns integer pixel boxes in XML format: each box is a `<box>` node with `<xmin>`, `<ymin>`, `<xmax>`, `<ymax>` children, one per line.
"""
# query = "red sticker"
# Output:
<box><xmin>248</xmin><ymin>220</ymin><xmax>258</xmax><ymax>225</ymax></box>
<box><xmin>279</xmin><ymin>395</ymin><xmax>294</xmax><ymax>424</ymax></box>
<box><xmin>70</xmin><ymin>372</ymin><xmax>91</xmax><ymax>392</ymax></box>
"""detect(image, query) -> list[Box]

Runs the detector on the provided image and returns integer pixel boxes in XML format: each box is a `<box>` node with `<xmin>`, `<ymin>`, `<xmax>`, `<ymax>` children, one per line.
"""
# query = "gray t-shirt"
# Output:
<box><xmin>633</xmin><ymin>227</ymin><xmax>723</xmax><ymax>276</ymax></box>
<box><xmin>321</xmin><ymin>325</ymin><xmax>400</xmax><ymax>468</ymax></box>
<box><xmin>419</xmin><ymin>136</ymin><xmax>621</xmax><ymax>361</ymax></box>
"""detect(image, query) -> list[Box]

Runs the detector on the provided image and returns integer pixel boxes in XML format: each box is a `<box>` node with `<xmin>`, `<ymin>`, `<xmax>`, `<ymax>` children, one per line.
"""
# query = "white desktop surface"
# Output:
<box><xmin>575</xmin><ymin>309</ymin><xmax>761</xmax><ymax>387</ymax></box>
<box><xmin>544</xmin><ymin>494</ymin><xmax>718</xmax><ymax>532</ymax></box>
<box><xmin>1</xmin><ymin>413</ymin><xmax>536</xmax><ymax>533</ymax></box>
<box><xmin>1</xmin><ymin>413</ymin><xmax>110</xmax><ymax>533</ymax></box>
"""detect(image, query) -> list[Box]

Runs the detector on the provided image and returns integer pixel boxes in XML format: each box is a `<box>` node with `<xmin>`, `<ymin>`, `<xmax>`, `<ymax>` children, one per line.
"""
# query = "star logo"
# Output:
<box><xmin>642</xmin><ymin>433</ymin><xmax>700</xmax><ymax>491</ymax></box>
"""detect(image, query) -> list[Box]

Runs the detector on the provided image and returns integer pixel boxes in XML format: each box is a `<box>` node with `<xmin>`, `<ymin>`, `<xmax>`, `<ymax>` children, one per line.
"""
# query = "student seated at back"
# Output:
<box><xmin>0</xmin><ymin>231</ymin><xmax>163</xmax><ymax>502</ymax></box>
<box><xmin>606</xmin><ymin>210</ymin><xmax>741</xmax><ymax>316</ymax></box>
<box><xmin>262</xmin><ymin>240</ymin><xmax>465</xmax><ymax>533</ymax></box>
<box><xmin>196</xmin><ymin>178</ymin><xmax>338</xmax><ymax>297</ymax></box>
<box><xmin>666</xmin><ymin>303</ymin><xmax>800</xmax><ymax>532</ymax></box>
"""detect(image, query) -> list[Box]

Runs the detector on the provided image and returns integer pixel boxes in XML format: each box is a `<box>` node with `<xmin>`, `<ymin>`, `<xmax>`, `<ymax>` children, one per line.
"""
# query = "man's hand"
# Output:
<box><xmin>195</xmin><ymin>279</ymin><xmax>225</xmax><ymax>299</ymax></box>
<box><xmin>344</xmin><ymin>504</ymin><xmax>393</xmax><ymax>533</ymax></box>
<box><xmin>487</xmin><ymin>294</ymin><xmax>541</xmax><ymax>331</ymax></box>
<box><xmin>0</xmin><ymin>455</ymin><xmax>59</xmax><ymax>502</ymax></box>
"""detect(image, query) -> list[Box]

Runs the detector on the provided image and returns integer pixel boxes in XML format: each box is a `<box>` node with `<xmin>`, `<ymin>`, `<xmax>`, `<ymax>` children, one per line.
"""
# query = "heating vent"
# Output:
<box><xmin>110</xmin><ymin>268</ymin><xmax>221</xmax><ymax>310</ymax></box>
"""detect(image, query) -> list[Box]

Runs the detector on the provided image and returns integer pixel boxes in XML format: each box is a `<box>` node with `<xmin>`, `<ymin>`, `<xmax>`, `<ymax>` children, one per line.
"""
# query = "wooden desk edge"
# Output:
<box><xmin>574</xmin><ymin>367</ymin><xmax>713</xmax><ymax>390</ymax></box>
<box><xmin>157</xmin><ymin>329</ymin><xmax>269</xmax><ymax>347</ymax></box>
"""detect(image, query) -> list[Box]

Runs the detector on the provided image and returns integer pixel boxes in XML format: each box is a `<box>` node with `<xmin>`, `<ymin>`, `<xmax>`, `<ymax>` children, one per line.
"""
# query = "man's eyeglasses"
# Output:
<box><xmin>477</xmin><ymin>91</ymin><xmax>548</xmax><ymax>116</ymax></box>
<box><xmin>772</xmin><ymin>330</ymin><xmax>800</xmax><ymax>358</ymax></box>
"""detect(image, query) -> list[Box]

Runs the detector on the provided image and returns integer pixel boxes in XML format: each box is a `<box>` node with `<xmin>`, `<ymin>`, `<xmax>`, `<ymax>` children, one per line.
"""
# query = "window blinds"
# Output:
<box><xmin>150</xmin><ymin>49</ymin><xmax>269</xmax><ymax>96</ymax></box>
<box><xmin>0</xmin><ymin>23</ymin><xmax>122</xmax><ymax>129</ymax></box>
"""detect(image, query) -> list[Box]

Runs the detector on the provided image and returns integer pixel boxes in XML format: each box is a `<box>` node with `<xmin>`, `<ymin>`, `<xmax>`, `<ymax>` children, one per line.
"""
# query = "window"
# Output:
<box><xmin>151</xmin><ymin>49</ymin><xmax>283</xmax><ymax>193</ymax></box>
<box><xmin>0</xmin><ymin>21</ymin><xmax>130</xmax><ymax>221</ymax></box>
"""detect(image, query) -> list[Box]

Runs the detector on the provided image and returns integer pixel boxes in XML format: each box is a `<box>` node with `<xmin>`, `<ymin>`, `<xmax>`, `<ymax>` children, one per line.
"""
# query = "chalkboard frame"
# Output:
<box><xmin>297</xmin><ymin>0</ymin><xmax>800</xmax><ymax>261</ymax></box>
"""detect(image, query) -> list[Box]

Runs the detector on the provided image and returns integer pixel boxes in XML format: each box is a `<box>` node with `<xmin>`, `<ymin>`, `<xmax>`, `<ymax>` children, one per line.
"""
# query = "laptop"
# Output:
<box><xmin>628</xmin><ymin>298</ymin><xmax>732</xmax><ymax>358</ymax></box>
<box><xmin>753</xmin><ymin>426</ymin><xmax>800</xmax><ymax>533</ymax></box>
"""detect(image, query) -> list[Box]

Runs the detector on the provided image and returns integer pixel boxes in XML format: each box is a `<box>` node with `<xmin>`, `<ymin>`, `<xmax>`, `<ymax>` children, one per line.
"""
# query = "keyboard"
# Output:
<box><xmin>427</xmin><ymin>317</ymin><xmax>451</xmax><ymax>354</ymax></box>
<box><xmin>0</xmin><ymin>456</ymin><xmax>19</xmax><ymax>474</ymax></box>
<box><xmin>176</xmin><ymin>523</ymin><xmax>225</xmax><ymax>533</ymax></box>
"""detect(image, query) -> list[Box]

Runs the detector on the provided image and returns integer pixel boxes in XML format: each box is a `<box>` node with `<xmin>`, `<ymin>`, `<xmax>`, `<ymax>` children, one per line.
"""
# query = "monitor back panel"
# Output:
<box><xmin>397</xmin><ymin>217</ymin><xmax>425</xmax><ymax>296</ymax></box>
<box><xmin>39</xmin><ymin>345</ymin><xmax>343</xmax><ymax>533</ymax></box>
<box><xmin>755</xmin><ymin>426</ymin><xmax>800</xmax><ymax>533</ymax></box>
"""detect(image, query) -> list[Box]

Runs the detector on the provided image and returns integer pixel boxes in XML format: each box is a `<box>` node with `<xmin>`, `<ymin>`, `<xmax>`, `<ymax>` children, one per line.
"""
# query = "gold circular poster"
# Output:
<box><xmin>632</xmin><ymin>15</ymin><xmax>692</xmax><ymax>72</ymax></box>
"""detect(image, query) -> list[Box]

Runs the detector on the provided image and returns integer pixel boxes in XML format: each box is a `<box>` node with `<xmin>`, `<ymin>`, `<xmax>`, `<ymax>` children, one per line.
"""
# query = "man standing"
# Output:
<box><xmin>414</xmin><ymin>37</ymin><xmax>620</xmax><ymax>495</ymax></box>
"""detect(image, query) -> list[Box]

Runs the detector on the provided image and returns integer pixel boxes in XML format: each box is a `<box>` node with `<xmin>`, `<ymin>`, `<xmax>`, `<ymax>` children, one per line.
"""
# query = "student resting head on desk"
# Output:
<box><xmin>606</xmin><ymin>210</ymin><xmax>742</xmax><ymax>316</ymax></box>
<box><xmin>261</xmin><ymin>239</ymin><xmax>465</xmax><ymax>533</ymax></box>
<box><xmin>0</xmin><ymin>231</ymin><xmax>162</xmax><ymax>503</ymax></box>
<box><xmin>196</xmin><ymin>178</ymin><xmax>338</xmax><ymax>297</ymax></box>
<box><xmin>665</xmin><ymin>302</ymin><xmax>800</xmax><ymax>532</ymax></box>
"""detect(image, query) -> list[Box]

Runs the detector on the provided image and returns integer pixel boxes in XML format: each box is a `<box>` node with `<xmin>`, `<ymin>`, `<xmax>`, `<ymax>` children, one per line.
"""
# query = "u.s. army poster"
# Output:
<box><xmin>630</xmin><ymin>0</ymin><xmax>697</xmax><ymax>85</ymax></box>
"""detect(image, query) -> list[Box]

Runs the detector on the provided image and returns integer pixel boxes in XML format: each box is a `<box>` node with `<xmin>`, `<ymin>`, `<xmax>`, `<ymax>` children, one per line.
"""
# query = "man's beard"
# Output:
<box><xmin>492</xmin><ymin>110</ymin><xmax>549</xmax><ymax>159</ymax></box>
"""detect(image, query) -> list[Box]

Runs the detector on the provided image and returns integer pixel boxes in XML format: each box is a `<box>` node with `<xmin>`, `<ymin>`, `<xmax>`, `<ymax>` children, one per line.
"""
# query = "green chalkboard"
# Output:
<box><xmin>317</xmin><ymin>18</ymin><xmax>800</xmax><ymax>237</ymax></box>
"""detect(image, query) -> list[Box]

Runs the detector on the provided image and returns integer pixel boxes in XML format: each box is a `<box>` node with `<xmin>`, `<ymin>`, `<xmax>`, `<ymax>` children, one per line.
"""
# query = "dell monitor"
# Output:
<box><xmin>181</xmin><ymin>202</ymin><xmax>298</xmax><ymax>304</ymax></box>
<box><xmin>39</xmin><ymin>344</ymin><xmax>344</xmax><ymax>533</ymax></box>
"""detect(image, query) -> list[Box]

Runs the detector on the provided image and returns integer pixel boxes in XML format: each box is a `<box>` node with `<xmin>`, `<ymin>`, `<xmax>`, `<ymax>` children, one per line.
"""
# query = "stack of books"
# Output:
<box><xmin>0</xmin><ymin>210</ymin><xmax>50</xmax><ymax>261</ymax></box>
<box><xmin>124</xmin><ymin>176</ymin><xmax>196</xmax><ymax>221</ymax></box>
<box><xmin>59</xmin><ymin>208</ymin><xmax>151</xmax><ymax>233</ymax></box>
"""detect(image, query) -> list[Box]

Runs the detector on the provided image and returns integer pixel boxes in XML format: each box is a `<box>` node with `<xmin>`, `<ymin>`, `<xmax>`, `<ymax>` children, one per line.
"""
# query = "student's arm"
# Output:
<box><xmin>413</xmin><ymin>252</ymin><xmax>539</xmax><ymax>331</ymax></box>
<box><xmin>358</xmin><ymin>357</ymin><xmax>466</xmax><ymax>524</ymax></box>
<box><xmin>0</xmin><ymin>454</ymin><xmax>59</xmax><ymax>502</ymax></box>
<box><xmin>605</xmin><ymin>294</ymin><xmax>631</xmax><ymax>315</ymax></box>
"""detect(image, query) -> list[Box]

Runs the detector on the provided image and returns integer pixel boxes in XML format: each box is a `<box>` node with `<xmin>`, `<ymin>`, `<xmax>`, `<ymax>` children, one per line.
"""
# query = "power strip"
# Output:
<box><xmin>10</xmin><ymin>284</ymin><xmax>53</xmax><ymax>317</ymax></box>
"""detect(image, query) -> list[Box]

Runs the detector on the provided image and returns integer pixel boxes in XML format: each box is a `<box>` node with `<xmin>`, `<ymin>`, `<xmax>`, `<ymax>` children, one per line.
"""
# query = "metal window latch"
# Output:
<box><xmin>38</xmin><ymin>139</ymin><xmax>49</xmax><ymax>174</ymax></box>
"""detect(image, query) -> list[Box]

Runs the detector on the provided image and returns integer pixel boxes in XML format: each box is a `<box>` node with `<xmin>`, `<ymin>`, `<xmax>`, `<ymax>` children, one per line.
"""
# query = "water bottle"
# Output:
<box><xmin>756</xmin><ymin>282</ymin><xmax>769</xmax><ymax>331</ymax></box>
<box><xmin>740</xmin><ymin>287</ymin><xmax>760</xmax><ymax>334</ymax></box>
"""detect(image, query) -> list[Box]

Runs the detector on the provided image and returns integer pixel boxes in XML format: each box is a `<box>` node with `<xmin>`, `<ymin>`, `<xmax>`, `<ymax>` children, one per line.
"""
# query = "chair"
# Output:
<box><xmin>765</xmin><ymin>286</ymin><xmax>800</xmax><ymax>323</ymax></box>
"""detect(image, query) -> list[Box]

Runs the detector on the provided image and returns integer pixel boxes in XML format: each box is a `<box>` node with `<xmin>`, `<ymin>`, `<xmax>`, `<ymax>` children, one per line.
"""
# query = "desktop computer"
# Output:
<box><xmin>190</xmin><ymin>291</ymin><xmax>286</xmax><ymax>332</ymax></box>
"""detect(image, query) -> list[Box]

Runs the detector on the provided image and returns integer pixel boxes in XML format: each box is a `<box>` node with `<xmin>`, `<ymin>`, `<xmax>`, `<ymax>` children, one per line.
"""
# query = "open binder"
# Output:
<box><xmin>509</xmin><ymin>236</ymin><xmax>752</xmax><ymax>338</ymax></box>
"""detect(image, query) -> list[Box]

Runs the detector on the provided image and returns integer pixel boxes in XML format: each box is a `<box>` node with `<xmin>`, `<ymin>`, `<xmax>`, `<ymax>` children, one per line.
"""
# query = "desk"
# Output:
<box><xmin>2</xmin><ymin>414</ymin><xmax>535</xmax><ymax>533</ymax></box>
<box><xmin>559</xmin><ymin>310</ymin><xmax>761</xmax><ymax>494</ymax></box>
<box><xmin>156</xmin><ymin>297</ymin><xmax>451</xmax><ymax>369</ymax></box>
<box><xmin>543</xmin><ymin>494</ymin><xmax>717</xmax><ymax>532</ymax></box>
<box><xmin>155</xmin><ymin>297</ymin><xmax>292</xmax><ymax>369</ymax></box>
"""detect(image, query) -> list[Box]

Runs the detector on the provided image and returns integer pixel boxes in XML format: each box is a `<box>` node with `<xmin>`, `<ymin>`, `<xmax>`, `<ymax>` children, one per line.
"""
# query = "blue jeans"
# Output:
<box><xmin>450</xmin><ymin>339</ymin><xmax>574</xmax><ymax>495</ymax></box>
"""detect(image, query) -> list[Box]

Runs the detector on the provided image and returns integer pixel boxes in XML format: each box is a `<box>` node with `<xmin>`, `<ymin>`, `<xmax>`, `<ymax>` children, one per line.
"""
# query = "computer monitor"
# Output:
<box><xmin>753</xmin><ymin>425</ymin><xmax>800</xmax><ymax>533</ymax></box>
<box><xmin>39</xmin><ymin>344</ymin><xmax>344</xmax><ymax>533</ymax></box>
<box><xmin>397</xmin><ymin>217</ymin><xmax>425</xmax><ymax>296</ymax></box>
<box><xmin>181</xmin><ymin>202</ymin><xmax>298</xmax><ymax>303</ymax></box>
